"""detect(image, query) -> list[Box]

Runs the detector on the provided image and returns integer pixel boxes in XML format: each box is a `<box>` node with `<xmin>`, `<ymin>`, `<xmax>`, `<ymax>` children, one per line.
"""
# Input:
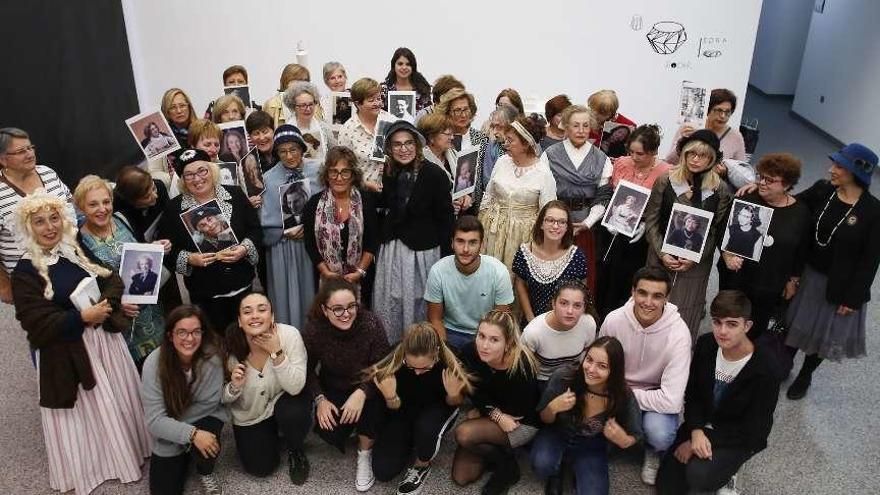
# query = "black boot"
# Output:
<box><xmin>786</xmin><ymin>371</ymin><xmax>812</xmax><ymax>400</ymax></box>
<box><xmin>288</xmin><ymin>448</ymin><xmax>310</xmax><ymax>485</ymax></box>
<box><xmin>481</xmin><ymin>449</ymin><xmax>520</xmax><ymax>495</ymax></box>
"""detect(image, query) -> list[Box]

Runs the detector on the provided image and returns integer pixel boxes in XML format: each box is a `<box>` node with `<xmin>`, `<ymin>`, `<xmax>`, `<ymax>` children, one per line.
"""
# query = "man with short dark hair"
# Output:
<box><xmin>657</xmin><ymin>290</ymin><xmax>781</xmax><ymax>495</ymax></box>
<box><xmin>599</xmin><ymin>266</ymin><xmax>691</xmax><ymax>486</ymax></box>
<box><xmin>424</xmin><ymin>216</ymin><xmax>513</xmax><ymax>349</ymax></box>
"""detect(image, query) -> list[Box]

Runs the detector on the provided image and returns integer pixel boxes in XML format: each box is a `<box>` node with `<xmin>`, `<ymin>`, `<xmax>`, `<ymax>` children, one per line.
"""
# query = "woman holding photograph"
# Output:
<box><xmin>596</xmin><ymin>124</ymin><xmax>671</xmax><ymax>317</ymax></box>
<box><xmin>452</xmin><ymin>310</ymin><xmax>540</xmax><ymax>494</ymax></box>
<box><xmin>436</xmin><ymin>88</ymin><xmax>487</xmax><ymax>156</ymax></box>
<box><xmin>157</xmin><ymin>149</ymin><xmax>261</xmax><ymax>335</ymax></box>
<box><xmin>717</xmin><ymin>153</ymin><xmax>811</xmax><ymax>343</ymax></box>
<box><xmin>222</xmin><ymin>292</ymin><xmax>313</xmax><ymax>484</ymax></box>
<box><xmin>723</xmin><ymin>203</ymin><xmax>763</xmax><ymax>260</ymax></box>
<box><xmin>12</xmin><ymin>191</ymin><xmax>150</xmax><ymax>495</ymax></box>
<box><xmin>373</xmin><ymin>121</ymin><xmax>454</xmax><ymax>343</ymax></box>
<box><xmin>302</xmin><ymin>146</ymin><xmax>378</xmax><ymax>303</ymax></box>
<box><xmin>379</xmin><ymin>47</ymin><xmax>432</xmax><ymax>113</ymax></box>
<box><xmin>338</xmin><ymin>77</ymin><xmax>395</xmax><ymax>191</ymax></box>
<box><xmin>141</xmin><ymin>305</ymin><xmax>229</xmax><ymax>495</ymax></box>
<box><xmin>264</xmin><ymin>63</ymin><xmax>311</xmax><ymax>128</ymax></box>
<box><xmin>203</xmin><ymin>65</ymin><xmax>261</xmax><ymax>119</ymax></box>
<box><xmin>161</xmin><ymin>88</ymin><xmax>197</xmax><ymax>147</ymax></box>
<box><xmin>418</xmin><ymin>112</ymin><xmax>474</xmax><ymax>215</ymax></box>
<box><xmin>479</xmin><ymin>114</ymin><xmax>556</xmax><ymax>269</ymax></box>
<box><xmin>284</xmin><ymin>81</ymin><xmax>335</xmax><ymax>162</ymax></box>
<box><xmin>259</xmin><ymin>125</ymin><xmax>321</xmax><ymax>329</ymax></box>
<box><xmin>211</xmin><ymin>94</ymin><xmax>246</xmax><ymax>124</ymax></box>
<box><xmin>320</xmin><ymin>61</ymin><xmax>348</xmax><ymax>122</ymax></box>
<box><xmin>643</xmin><ymin>130</ymin><xmax>732</xmax><ymax>338</ymax></box>
<box><xmin>75</xmin><ymin>175</ymin><xmax>166</xmax><ymax>368</ymax></box>
<box><xmin>512</xmin><ymin>200</ymin><xmax>588</xmax><ymax>323</ymax></box>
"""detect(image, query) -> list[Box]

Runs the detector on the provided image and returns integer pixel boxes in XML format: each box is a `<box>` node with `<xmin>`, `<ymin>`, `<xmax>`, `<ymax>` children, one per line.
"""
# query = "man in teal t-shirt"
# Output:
<box><xmin>425</xmin><ymin>216</ymin><xmax>514</xmax><ymax>349</ymax></box>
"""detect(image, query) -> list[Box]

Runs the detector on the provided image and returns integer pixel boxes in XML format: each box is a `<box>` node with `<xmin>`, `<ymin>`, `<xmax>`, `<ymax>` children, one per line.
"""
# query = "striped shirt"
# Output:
<box><xmin>521</xmin><ymin>311</ymin><xmax>596</xmax><ymax>381</ymax></box>
<box><xmin>0</xmin><ymin>165</ymin><xmax>74</xmax><ymax>273</ymax></box>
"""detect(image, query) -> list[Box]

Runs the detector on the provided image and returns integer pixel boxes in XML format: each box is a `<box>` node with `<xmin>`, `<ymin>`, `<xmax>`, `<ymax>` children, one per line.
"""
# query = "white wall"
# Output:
<box><xmin>748</xmin><ymin>0</ymin><xmax>813</xmax><ymax>95</ymax></box>
<box><xmin>122</xmin><ymin>0</ymin><xmax>763</xmax><ymax>152</ymax></box>
<box><xmin>792</xmin><ymin>0</ymin><xmax>880</xmax><ymax>151</ymax></box>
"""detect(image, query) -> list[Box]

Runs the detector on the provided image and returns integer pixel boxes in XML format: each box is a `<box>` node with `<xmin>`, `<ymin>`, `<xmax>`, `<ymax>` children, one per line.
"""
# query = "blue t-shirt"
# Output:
<box><xmin>424</xmin><ymin>255</ymin><xmax>514</xmax><ymax>334</ymax></box>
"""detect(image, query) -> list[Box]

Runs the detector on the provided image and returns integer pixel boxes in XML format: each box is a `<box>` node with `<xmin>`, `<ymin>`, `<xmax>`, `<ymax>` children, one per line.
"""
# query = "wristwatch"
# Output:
<box><xmin>270</xmin><ymin>349</ymin><xmax>283</xmax><ymax>360</ymax></box>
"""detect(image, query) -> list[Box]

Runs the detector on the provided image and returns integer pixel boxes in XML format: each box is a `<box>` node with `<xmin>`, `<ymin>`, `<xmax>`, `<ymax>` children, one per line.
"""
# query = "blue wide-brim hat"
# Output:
<box><xmin>830</xmin><ymin>142</ymin><xmax>878</xmax><ymax>186</ymax></box>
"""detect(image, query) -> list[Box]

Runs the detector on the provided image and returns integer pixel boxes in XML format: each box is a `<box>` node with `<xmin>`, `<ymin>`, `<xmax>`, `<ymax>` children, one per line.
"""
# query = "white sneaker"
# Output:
<box><xmin>717</xmin><ymin>474</ymin><xmax>740</xmax><ymax>495</ymax></box>
<box><xmin>355</xmin><ymin>449</ymin><xmax>375</xmax><ymax>492</ymax></box>
<box><xmin>199</xmin><ymin>473</ymin><xmax>223</xmax><ymax>495</ymax></box>
<box><xmin>641</xmin><ymin>449</ymin><xmax>660</xmax><ymax>485</ymax></box>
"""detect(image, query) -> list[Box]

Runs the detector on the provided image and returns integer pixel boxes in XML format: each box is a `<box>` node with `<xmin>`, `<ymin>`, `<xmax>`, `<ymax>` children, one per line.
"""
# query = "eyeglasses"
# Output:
<box><xmin>174</xmin><ymin>329</ymin><xmax>203</xmax><ymax>339</ymax></box>
<box><xmin>440</xmin><ymin>131</ymin><xmax>454</xmax><ymax>137</ymax></box>
<box><xmin>328</xmin><ymin>169</ymin><xmax>354</xmax><ymax>180</ymax></box>
<box><xmin>756</xmin><ymin>174</ymin><xmax>784</xmax><ymax>185</ymax></box>
<box><xmin>711</xmin><ymin>108</ymin><xmax>732</xmax><ymax>116</ymax></box>
<box><xmin>5</xmin><ymin>144</ymin><xmax>36</xmax><ymax>156</ymax></box>
<box><xmin>390</xmin><ymin>140</ymin><xmax>417</xmax><ymax>151</ymax></box>
<box><xmin>543</xmin><ymin>217</ymin><xmax>568</xmax><ymax>227</ymax></box>
<box><xmin>294</xmin><ymin>102</ymin><xmax>315</xmax><ymax>110</ymax></box>
<box><xmin>686</xmin><ymin>151</ymin><xmax>711</xmax><ymax>160</ymax></box>
<box><xmin>169</xmin><ymin>104</ymin><xmax>189</xmax><ymax>112</ymax></box>
<box><xmin>324</xmin><ymin>302</ymin><xmax>359</xmax><ymax>318</ymax></box>
<box><xmin>182</xmin><ymin>167</ymin><xmax>210</xmax><ymax>182</ymax></box>
<box><xmin>404</xmin><ymin>356</ymin><xmax>437</xmax><ymax>373</ymax></box>
<box><xmin>450</xmin><ymin>108</ymin><xmax>471</xmax><ymax>117</ymax></box>
<box><xmin>277</xmin><ymin>147</ymin><xmax>301</xmax><ymax>156</ymax></box>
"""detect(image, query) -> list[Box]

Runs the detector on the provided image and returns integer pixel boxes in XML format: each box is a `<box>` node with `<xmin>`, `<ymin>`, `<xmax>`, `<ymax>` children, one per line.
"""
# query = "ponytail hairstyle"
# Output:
<box><xmin>478</xmin><ymin>309</ymin><xmax>537</xmax><ymax>378</ymax></box>
<box><xmin>158</xmin><ymin>305</ymin><xmax>216</xmax><ymax>419</ymax></box>
<box><xmin>364</xmin><ymin>322</ymin><xmax>474</xmax><ymax>395</ymax></box>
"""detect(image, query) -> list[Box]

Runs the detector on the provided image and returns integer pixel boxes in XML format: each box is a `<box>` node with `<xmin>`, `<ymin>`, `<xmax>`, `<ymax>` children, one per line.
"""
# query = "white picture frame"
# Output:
<box><xmin>661</xmin><ymin>203</ymin><xmax>714</xmax><ymax>262</ymax></box>
<box><xmin>125</xmin><ymin>110</ymin><xmax>181</xmax><ymax>161</ymax></box>
<box><xmin>720</xmin><ymin>199</ymin><xmax>774</xmax><ymax>262</ymax></box>
<box><xmin>452</xmin><ymin>148</ymin><xmax>479</xmax><ymax>200</ymax></box>
<box><xmin>388</xmin><ymin>90</ymin><xmax>417</xmax><ymax>123</ymax></box>
<box><xmin>601</xmin><ymin>180</ymin><xmax>652</xmax><ymax>237</ymax></box>
<box><xmin>119</xmin><ymin>242</ymin><xmax>165</xmax><ymax>304</ymax></box>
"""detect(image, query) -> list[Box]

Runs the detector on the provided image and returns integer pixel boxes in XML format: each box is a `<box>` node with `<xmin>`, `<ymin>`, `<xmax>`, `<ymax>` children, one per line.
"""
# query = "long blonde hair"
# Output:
<box><xmin>478</xmin><ymin>309</ymin><xmax>538</xmax><ymax>378</ymax></box>
<box><xmin>364</xmin><ymin>322</ymin><xmax>474</xmax><ymax>396</ymax></box>
<box><xmin>668</xmin><ymin>139</ymin><xmax>722</xmax><ymax>191</ymax></box>
<box><xmin>16</xmin><ymin>190</ymin><xmax>111</xmax><ymax>299</ymax></box>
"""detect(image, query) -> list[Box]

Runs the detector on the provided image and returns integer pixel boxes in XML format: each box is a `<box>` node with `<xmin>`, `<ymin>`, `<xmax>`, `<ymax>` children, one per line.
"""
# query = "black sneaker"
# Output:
<box><xmin>397</xmin><ymin>464</ymin><xmax>431</xmax><ymax>495</ymax></box>
<box><xmin>481</xmin><ymin>454</ymin><xmax>520</xmax><ymax>495</ymax></box>
<box><xmin>288</xmin><ymin>449</ymin><xmax>310</xmax><ymax>485</ymax></box>
<box><xmin>786</xmin><ymin>373</ymin><xmax>812</xmax><ymax>400</ymax></box>
<box><xmin>544</xmin><ymin>474</ymin><xmax>563</xmax><ymax>495</ymax></box>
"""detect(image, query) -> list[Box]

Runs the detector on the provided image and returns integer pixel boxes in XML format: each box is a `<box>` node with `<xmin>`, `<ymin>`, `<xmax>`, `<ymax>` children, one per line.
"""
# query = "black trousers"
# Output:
<box><xmin>232</xmin><ymin>392</ymin><xmax>314</xmax><ymax>477</ymax></box>
<box><xmin>595</xmin><ymin>233</ymin><xmax>649</xmax><ymax>320</ymax></box>
<box><xmin>149</xmin><ymin>416</ymin><xmax>224</xmax><ymax>495</ymax></box>
<box><xmin>371</xmin><ymin>403</ymin><xmax>458</xmax><ymax>482</ymax></box>
<box><xmin>656</xmin><ymin>445</ymin><xmax>753</xmax><ymax>494</ymax></box>
<box><xmin>313</xmin><ymin>389</ymin><xmax>381</xmax><ymax>452</ymax></box>
<box><xmin>193</xmin><ymin>288</ymin><xmax>251</xmax><ymax>337</ymax></box>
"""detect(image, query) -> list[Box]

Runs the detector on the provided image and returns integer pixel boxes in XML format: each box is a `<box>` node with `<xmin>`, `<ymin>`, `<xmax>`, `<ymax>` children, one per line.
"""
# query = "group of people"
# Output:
<box><xmin>1</xmin><ymin>45</ymin><xmax>878</xmax><ymax>495</ymax></box>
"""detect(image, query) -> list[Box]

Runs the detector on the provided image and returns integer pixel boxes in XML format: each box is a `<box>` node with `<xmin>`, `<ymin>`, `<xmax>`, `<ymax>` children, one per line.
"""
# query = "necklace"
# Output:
<box><xmin>815</xmin><ymin>191</ymin><xmax>857</xmax><ymax>248</ymax></box>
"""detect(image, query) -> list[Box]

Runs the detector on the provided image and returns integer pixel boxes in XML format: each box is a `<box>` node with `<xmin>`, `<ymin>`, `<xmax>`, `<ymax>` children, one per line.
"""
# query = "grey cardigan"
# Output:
<box><xmin>141</xmin><ymin>348</ymin><xmax>230</xmax><ymax>457</ymax></box>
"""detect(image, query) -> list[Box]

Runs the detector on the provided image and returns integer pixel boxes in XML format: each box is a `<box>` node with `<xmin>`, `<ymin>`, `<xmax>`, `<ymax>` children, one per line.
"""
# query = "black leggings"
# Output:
<box><xmin>656</xmin><ymin>446</ymin><xmax>753</xmax><ymax>494</ymax></box>
<box><xmin>232</xmin><ymin>393</ymin><xmax>313</xmax><ymax>477</ymax></box>
<box><xmin>371</xmin><ymin>404</ymin><xmax>458</xmax><ymax>482</ymax></box>
<box><xmin>193</xmin><ymin>289</ymin><xmax>251</xmax><ymax>337</ymax></box>
<box><xmin>314</xmin><ymin>389</ymin><xmax>380</xmax><ymax>452</ymax></box>
<box><xmin>149</xmin><ymin>416</ymin><xmax>224</xmax><ymax>495</ymax></box>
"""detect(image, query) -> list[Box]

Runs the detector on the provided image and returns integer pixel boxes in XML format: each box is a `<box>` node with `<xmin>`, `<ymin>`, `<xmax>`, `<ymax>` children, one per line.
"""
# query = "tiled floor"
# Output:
<box><xmin>0</xmin><ymin>88</ymin><xmax>876</xmax><ymax>494</ymax></box>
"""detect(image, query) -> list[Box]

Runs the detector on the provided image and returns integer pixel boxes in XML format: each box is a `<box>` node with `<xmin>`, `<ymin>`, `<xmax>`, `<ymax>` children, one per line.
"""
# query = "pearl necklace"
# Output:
<box><xmin>815</xmin><ymin>191</ymin><xmax>857</xmax><ymax>248</ymax></box>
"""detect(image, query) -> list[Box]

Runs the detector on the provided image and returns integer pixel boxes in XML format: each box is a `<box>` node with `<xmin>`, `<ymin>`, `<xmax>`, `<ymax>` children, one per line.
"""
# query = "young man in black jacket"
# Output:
<box><xmin>656</xmin><ymin>290</ymin><xmax>781</xmax><ymax>494</ymax></box>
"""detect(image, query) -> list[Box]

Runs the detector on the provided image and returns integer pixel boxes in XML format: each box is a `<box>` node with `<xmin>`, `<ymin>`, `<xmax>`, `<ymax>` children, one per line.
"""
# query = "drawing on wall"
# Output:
<box><xmin>646</xmin><ymin>21</ymin><xmax>688</xmax><ymax>54</ymax></box>
<box><xmin>697</xmin><ymin>36</ymin><xmax>728</xmax><ymax>58</ymax></box>
<box><xmin>677</xmin><ymin>81</ymin><xmax>709</xmax><ymax>125</ymax></box>
<box><xmin>630</xmin><ymin>15</ymin><xmax>643</xmax><ymax>31</ymax></box>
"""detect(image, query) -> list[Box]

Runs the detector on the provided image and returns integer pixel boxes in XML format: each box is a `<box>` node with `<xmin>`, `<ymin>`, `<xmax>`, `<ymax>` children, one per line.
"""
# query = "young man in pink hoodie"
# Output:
<box><xmin>599</xmin><ymin>266</ymin><xmax>691</xmax><ymax>486</ymax></box>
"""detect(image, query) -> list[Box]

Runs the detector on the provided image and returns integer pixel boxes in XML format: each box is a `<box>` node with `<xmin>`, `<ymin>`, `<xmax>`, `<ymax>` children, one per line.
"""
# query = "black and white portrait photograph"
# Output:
<box><xmin>241</xmin><ymin>147</ymin><xmax>264</xmax><ymax>196</ymax></box>
<box><xmin>125</xmin><ymin>110</ymin><xmax>181</xmax><ymax>160</ymax></box>
<box><xmin>280</xmin><ymin>179</ymin><xmax>310</xmax><ymax>229</ymax></box>
<box><xmin>371</xmin><ymin>116</ymin><xmax>397</xmax><ymax>162</ymax></box>
<box><xmin>388</xmin><ymin>90</ymin><xmax>417</xmax><ymax>123</ymax></box>
<box><xmin>601</xmin><ymin>180</ymin><xmax>652</xmax><ymax>237</ymax></box>
<box><xmin>661</xmin><ymin>203</ymin><xmax>714</xmax><ymax>262</ymax></box>
<box><xmin>219</xmin><ymin>121</ymin><xmax>249</xmax><ymax>164</ymax></box>
<box><xmin>721</xmin><ymin>199</ymin><xmax>774</xmax><ymax>261</ymax></box>
<box><xmin>179</xmin><ymin>199</ymin><xmax>239</xmax><ymax>253</ymax></box>
<box><xmin>119</xmin><ymin>243</ymin><xmax>164</xmax><ymax>304</ymax></box>
<box><xmin>224</xmin><ymin>84</ymin><xmax>251</xmax><ymax>109</ymax></box>
<box><xmin>331</xmin><ymin>91</ymin><xmax>353</xmax><ymax>126</ymax></box>
<box><xmin>452</xmin><ymin>148</ymin><xmax>479</xmax><ymax>200</ymax></box>
<box><xmin>678</xmin><ymin>80</ymin><xmax>709</xmax><ymax>125</ymax></box>
<box><xmin>218</xmin><ymin>162</ymin><xmax>239</xmax><ymax>187</ymax></box>
<box><xmin>600</xmin><ymin>122</ymin><xmax>634</xmax><ymax>158</ymax></box>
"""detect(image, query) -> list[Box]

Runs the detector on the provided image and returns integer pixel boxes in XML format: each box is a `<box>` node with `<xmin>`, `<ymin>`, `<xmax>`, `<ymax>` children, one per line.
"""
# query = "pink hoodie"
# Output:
<box><xmin>599</xmin><ymin>299</ymin><xmax>691</xmax><ymax>414</ymax></box>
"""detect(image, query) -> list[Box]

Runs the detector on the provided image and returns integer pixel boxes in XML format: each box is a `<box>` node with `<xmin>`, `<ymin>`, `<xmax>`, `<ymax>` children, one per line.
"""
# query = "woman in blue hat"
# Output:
<box><xmin>783</xmin><ymin>142</ymin><xmax>880</xmax><ymax>399</ymax></box>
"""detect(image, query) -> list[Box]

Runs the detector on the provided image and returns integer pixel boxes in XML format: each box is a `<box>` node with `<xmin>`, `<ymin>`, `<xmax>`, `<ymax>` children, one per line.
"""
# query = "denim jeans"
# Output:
<box><xmin>530</xmin><ymin>426</ymin><xmax>609</xmax><ymax>495</ymax></box>
<box><xmin>641</xmin><ymin>410</ymin><xmax>679</xmax><ymax>452</ymax></box>
<box><xmin>445</xmin><ymin>328</ymin><xmax>474</xmax><ymax>352</ymax></box>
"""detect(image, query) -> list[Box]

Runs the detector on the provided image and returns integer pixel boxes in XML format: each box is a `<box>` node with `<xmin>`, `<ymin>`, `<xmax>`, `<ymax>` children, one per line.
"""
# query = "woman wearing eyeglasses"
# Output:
<box><xmin>338</xmin><ymin>78</ymin><xmax>396</xmax><ymax>192</ymax></box>
<box><xmin>142</xmin><ymin>305</ymin><xmax>229</xmax><ymax>495</ymax></box>
<box><xmin>283</xmin><ymin>81</ymin><xmax>336</xmax><ymax>163</ymax></box>
<box><xmin>157</xmin><ymin>149</ymin><xmax>262</xmax><ymax>335</ymax></box>
<box><xmin>356</xmin><ymin>322</ymin><xmax>473</xmax><ymax>493</ymax></box>
<box><xmin>302</xmin><ymin>279</ymin><xmax>390</xmax><ymax>477</ymax></box>
<box><xmin>303</xmin><ymin>146</ymin><xmax>378</xmax><ymax>303</ymax></box>
<box><xmin>512</xmin><ymin>200</ymin><xmax>588</xmax><ymax>323</ymax></box>
<box><xmin>665</xmin><ymin>89</ymin><xmax>747</xmax><ymax>168</ymax></box>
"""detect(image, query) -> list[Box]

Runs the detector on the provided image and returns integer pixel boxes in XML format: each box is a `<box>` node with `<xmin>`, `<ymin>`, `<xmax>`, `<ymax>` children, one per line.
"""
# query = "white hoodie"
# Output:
<box><xmin>599</xmin><ymin>299</ymin><xmax>692</xmax><ymax>414</ymax></box>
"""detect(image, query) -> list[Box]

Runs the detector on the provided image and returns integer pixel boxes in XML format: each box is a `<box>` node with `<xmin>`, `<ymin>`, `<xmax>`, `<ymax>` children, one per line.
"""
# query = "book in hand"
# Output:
<box><xmin>69</xmin><ymin>276</ymin><xmax>101</xmax><ymax>312</ymax></box>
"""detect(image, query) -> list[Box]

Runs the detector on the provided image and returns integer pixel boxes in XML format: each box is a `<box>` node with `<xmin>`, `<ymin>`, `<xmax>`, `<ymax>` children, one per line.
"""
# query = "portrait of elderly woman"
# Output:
<box><xmin>126</xmin><ymin>254</ymin><xmax>160</xmax><ymax>296</ymax></box>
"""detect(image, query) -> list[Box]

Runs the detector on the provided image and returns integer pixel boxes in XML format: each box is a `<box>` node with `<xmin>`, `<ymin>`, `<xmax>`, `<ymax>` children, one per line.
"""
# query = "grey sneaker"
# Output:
<box><xmin>717</xmin><ymin>474</ymin><xmax>739</xmax><ymax>495</ymax></box>
<box><xmin>200</xmin><ymin>473</ymin><xmax>223</xmax><ymax>495</ymax></box>
<box><xmin>355</xmin><ymin>449</ymin><xmax>375</xmax><ymax>492</ymax></box>
<box><xmin>641</xmin><ymin>449</ymin><xmax>660</xmax><ymax>485</ymax></box>
<box><xmin>397</xmin><ymin>464</ymin><xmax>431</xmax><ymax>495</ymax></box>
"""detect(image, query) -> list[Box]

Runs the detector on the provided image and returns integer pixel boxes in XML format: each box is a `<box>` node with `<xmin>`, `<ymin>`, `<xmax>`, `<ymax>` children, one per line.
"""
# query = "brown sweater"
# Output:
<box><xmin>13</xmin><ymin>256</ymin><xmax>130</xmax><ymax>409</ymax></box>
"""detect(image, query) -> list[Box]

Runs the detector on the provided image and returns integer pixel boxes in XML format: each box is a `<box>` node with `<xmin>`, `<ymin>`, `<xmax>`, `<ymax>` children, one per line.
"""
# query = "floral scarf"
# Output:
<box><xmin>315</xmin><ymin>188</ymin><xmax>364</xmax><ymax>274</ymax></box>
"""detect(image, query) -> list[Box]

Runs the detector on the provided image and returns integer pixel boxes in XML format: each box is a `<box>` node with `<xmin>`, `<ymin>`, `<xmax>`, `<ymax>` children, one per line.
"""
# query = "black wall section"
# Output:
<box><xmin>0</xmin><ymin>0</ymin><xmax>142</xmax><ymax>187</ymax></box>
